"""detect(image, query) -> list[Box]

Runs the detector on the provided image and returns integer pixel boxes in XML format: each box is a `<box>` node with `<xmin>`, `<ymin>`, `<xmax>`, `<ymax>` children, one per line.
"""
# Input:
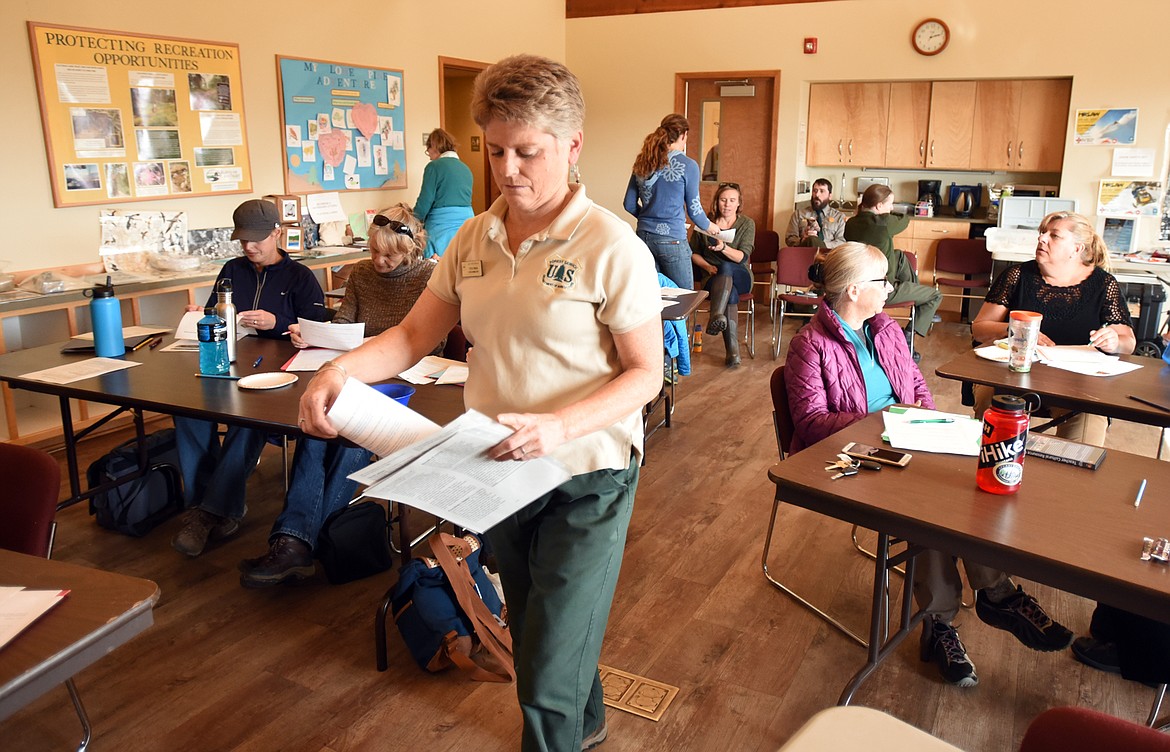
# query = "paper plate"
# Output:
<box><xmin>237</xmin><ymin>372</ymin><xmax>298</xmax><ymax>390</ymax></box>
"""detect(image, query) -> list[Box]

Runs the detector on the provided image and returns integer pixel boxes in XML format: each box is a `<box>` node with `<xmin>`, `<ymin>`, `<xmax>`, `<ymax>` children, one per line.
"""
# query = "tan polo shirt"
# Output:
<box><xmin>428</xmin><ymin>184</ymin><xmax>662</xmax><ymax>474</ymax></box>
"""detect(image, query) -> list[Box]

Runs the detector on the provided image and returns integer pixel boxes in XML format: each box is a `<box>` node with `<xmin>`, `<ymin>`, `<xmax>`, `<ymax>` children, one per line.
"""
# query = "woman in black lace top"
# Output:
<box><xmin>970</xmin><ymin>211</ymin><xmax>1135</xmax><ymax>444</ymax></box>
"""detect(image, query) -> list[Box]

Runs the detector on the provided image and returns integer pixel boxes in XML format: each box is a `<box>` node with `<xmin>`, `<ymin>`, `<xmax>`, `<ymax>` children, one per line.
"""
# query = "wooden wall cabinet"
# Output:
<box><xmin>971</xmin><ymin>79</ymin><xmax>1071</xmax><ymax>172</ymax></box>
<box><xmin>806</xmin><ymin>82</ymin><xmax>890</xmax><ymax>166</ymax></box>
<box><xmin>809</xmin><ymin>78</ymin><xmax>1069</xmax><ymax>173</ymax></box>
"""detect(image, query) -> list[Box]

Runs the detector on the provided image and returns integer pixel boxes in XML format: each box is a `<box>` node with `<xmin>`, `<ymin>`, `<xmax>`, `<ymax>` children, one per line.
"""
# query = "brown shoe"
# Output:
<box><xmin>239</xmin><ymin>535</ymin><xmax>315</xmax><ymax>588</ymax></box>
<box><xmin>173</xmin><ymin>508</ymin><xmax>238</xmax><ymax>557</ymax></box>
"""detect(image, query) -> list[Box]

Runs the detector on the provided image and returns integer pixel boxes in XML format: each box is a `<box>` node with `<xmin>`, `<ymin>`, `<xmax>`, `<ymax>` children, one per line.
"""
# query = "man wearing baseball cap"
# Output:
<box><xmin>172</xmin><ymin>198</ymin><xmax>330</xmax><ymax>559</ymax></box>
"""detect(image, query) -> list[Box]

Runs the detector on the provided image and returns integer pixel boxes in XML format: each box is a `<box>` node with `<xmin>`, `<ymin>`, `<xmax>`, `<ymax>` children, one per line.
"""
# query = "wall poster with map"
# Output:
<box><xmin>27</xmin><ymin>21</ymin><xmax>252</xmax><ymax>207</ymax></box>
<box><xmin>276</xmin><ymin>55</ymin><xmax>408</xmax><ymax>195</ymax></box>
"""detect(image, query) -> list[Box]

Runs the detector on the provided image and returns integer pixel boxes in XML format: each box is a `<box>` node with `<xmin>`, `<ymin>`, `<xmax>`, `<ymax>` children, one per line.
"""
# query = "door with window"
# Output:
<box><xmin>675</xmin><ymin>71</ymin><xmax>779</xmax><ymax>231</ymax></box>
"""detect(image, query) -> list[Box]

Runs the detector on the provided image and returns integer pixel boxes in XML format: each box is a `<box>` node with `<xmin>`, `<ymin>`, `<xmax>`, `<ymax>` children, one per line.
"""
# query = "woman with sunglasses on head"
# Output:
<box><xmin>624</xmin><ymin>113</ymin><xmax>718</xmax><ymax>290</ymax></box>
<box><xmin>785</xmin><ymin>243</ymin><xmax>1071</xmax><ymax>689</ymax></box>
<box><xmin>689</xmin><ymin>182</ymin><xmax>754</xmax><ymax>367</ymax></box>
<box><xmin>238</xmin><ymin>204</ymin><xmax>445</xmax><ymax>588</ymax></box>
<box><xmin>415</xmin><ymin>128</ymin><xmax>474</xmax><ymax>258</ymax></box>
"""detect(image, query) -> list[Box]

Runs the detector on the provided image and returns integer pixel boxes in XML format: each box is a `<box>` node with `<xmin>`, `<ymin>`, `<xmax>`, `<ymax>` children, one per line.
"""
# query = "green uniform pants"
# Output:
<box><xmin>487</xmin><ymin>459</ymin><xmax>640</xmax><ymax>752</ymax></box>
<box><xmin>886</xmin><ymin>281</ymin><xmax>942</xmax><ymax>337</ymax></box>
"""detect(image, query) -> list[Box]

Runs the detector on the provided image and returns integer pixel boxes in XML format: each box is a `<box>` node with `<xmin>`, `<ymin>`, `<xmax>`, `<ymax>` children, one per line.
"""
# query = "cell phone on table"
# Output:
<box><xmin>842</xmin><ymin>442</ymin><xmax>912</xmax><ymax>467</ymax></box>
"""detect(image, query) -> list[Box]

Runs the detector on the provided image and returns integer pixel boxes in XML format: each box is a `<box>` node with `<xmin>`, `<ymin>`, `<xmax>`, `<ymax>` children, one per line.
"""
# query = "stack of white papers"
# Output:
<box><xmin>398</xmin><ymin>355</ymin><xmax>468</xmax><ymax>385</ymax></box>
<box><xmin>882</xmin><ymin>407</ymin><xmax>983</xmax><ymax>456</ymax></box>
<box><xmin>1035</xmin><ymin>345</ymin><xmax>1143</xmax><ymax>377</ymax></box>
<box><xmin>0</xmin><ymin>586</ymin><xmax>68</xmax><ymax>650</ymax></box>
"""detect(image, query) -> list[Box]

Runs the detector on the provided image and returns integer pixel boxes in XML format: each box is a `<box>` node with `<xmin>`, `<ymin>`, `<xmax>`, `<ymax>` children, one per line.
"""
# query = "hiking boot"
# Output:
<box><xmin>581</xmin><ymin>718</ymin><xmax>608</xmax><ymax>751</ymax></box>
<box><xmin>1071</xmin><ymin>636</ymin><xmax>1121</xmax><ymax>674</ymax></box>
<box><xmin>920</xmin><ymin>617</ymin><xmax>978</xmax><ymax>688</ymax></box>
<box><xmin>975</xmin><ymin>585</ymin><xmax>1073</xmax><ymax>651</ymax></box>
<box><xmin>239</xmin><ymin>535</ymin><xmax>315</xmax><ymax>587</ymax></box>
<box><xmin>172</xmin><ymin>508</ymin><xmax>239</xmax><ymax>557</ymax></box>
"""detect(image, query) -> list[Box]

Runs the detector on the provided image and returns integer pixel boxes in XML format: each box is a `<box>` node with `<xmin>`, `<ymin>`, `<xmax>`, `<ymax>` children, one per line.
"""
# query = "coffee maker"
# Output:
<box><xmin>917</xmin><ymin>179</ymin><xmax>942</xmax><ymax>211</ymax></box>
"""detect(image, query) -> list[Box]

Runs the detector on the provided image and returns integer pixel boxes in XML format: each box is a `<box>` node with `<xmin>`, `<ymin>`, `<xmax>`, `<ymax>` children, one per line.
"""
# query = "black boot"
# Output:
<box><xmin>723</xmin><ymin>303</ymin><xmax>741</xmax><ymax>367</ymax></box>
<box><xmin>705</xmin><ymin>275</ymin><xmax>734</xmax><ymax>335</ymax></box>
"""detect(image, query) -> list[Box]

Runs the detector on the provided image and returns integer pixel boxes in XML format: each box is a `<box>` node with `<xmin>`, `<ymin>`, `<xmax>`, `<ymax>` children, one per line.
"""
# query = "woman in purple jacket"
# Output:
<box><xmin>784</xmin><ymin>242</ymin><xmax>1072</xmax><ymax>690</ymax></box>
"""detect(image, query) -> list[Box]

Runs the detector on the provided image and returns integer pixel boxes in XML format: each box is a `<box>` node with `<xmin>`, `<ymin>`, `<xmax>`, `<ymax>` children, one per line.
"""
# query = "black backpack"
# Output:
<box><xmin>86</xmin><ymin>428</ymin><xmax>184</xmax><ymax>536</ymax></box>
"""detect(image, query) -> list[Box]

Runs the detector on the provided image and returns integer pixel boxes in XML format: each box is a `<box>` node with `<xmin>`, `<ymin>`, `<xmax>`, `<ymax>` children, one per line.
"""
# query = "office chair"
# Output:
<box><xmin>773</xmin><ymin>246</ymin><xmax>823</xmax><ymax>359</ymax></box>
<box><xmin>1020</xmin><ymin>705</ymin><xmax>1170</xmax><ymax>752</ymax></box>
<box><xmin>0</xmin><ymin>442</ymin><xmax>95</xmax><ymax>751</ymax></box>
<box><xmin>932</xmin><ymin>237</ymin><xmax>991</xmax><ymax>323</ymax></box>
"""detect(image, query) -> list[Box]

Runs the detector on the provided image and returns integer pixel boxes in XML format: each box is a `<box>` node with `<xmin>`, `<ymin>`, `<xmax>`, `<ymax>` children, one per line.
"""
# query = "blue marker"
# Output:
<box><xmin>252</xmin><ymin>356</ymin><xmax>263</xmax><ymax>368</ymax></box>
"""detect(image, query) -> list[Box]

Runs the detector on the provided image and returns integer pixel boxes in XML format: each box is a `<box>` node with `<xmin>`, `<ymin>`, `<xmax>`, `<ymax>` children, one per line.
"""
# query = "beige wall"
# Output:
<box><xmin>8</xmin><ymin>1</ymin><xmax>1170</xmax><ymax>273</ymax></box>
<box><xmin>3</xmin><ymin>0</ymin><xmax>564</xmax><ymax>270</ymax></box>
<box><xmin>568</xmin><ymin>0</ymin><xmax>1170</xmax><ymax>246</ymax></box>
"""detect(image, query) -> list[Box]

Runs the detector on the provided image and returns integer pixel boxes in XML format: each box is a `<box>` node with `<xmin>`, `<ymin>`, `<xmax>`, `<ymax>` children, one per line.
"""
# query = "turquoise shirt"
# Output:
<box><xmin>831</xmin><ymin>309</ymin><xmax>896</xmax><ymax>413</ymax></box>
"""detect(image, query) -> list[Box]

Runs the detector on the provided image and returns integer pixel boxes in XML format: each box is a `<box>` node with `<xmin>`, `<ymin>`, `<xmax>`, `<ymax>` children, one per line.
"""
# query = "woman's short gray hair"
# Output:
<box><xmin>819</xmin><ymin>242</ymin><xmax>886</xmax><ymax>304</ymax></box>
<box><xmin>471</xmin><ymin>54</ymin><xmax>585</xmax><ymax>140</ymax></box>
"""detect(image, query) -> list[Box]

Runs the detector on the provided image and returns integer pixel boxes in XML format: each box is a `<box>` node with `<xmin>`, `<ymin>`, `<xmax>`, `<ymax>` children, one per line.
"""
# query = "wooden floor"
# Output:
<box><xmin>4</xmin><ymin>310</ymin><xmax>1164</xmax><ymax>751</ymax></box>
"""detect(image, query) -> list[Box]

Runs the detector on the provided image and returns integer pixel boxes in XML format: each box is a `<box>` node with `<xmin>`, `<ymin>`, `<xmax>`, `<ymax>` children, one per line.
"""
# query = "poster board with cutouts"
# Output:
<box><xmin>27</xmin><ymin>21</ymin><xmax>253</xmax><ymax>208</ymax></box>
<box><xmin>276</xmin><ymin>55</ymin><xmax>408</xmax><ymax>195</ymax></box>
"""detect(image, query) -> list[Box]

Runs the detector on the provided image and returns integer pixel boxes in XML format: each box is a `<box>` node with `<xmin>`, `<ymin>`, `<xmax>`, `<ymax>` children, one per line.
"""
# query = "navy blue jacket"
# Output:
<box><xmin>204</xmin><ymin>251</ymin><xmax>328</xmax><ymax>338</ymax></box>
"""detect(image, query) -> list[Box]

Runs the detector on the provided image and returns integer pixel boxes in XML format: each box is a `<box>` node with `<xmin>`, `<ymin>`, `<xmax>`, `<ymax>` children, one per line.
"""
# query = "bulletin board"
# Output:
<box><xmin>27</xmin><ymin>21</ymin><xmax>253</xmax><ymax>208</ymax></box>
<box><xmin>276</xmin><ymin>55</ymin><xmax>408</xmax><ymax>195</ymax></box>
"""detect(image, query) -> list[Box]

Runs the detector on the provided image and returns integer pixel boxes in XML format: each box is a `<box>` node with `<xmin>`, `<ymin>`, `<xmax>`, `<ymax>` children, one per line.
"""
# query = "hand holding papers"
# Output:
<box><xmin>350</xmin><ymin>410</ymin><xmax>571</xmax><ymax>534</ymax></box>
<box><xmin>398</xmin><ymin>355</ymin><xmax>468</xmax><ymax>385</ymax></box>
<box><xmin>296</xmin><ymin>317</ymin><xmax>365</xmax><ymax>351</ymax></box>
<box><xmin>882</xmin><ymin>407</ymin><xmax>983</xmax><ymax>456</ymax></box>
<box><xmin>326</xmin><ymin>378</ymin><xmax>570</xmax><ymax>533</ymax></box>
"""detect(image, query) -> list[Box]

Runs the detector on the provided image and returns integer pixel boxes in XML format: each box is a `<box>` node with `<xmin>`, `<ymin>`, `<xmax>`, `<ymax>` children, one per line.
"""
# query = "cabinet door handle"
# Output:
<box><xmin>848</xmin><ymin>139</ymin><xmax>853</xmax><ymax>161</ymax></box>
<box><xmin>931</xmin><ymin>229</ymin><xmax>950</xmax><ymax>234</ymax></box>
<box><xmin>929</xmin><ymin>140</ymin><xmax>935</xmax><ymax>163</ymax></box>
<box><xmin>838</xmin><ymin>139</ymin><xmax>843</xmax><ymax>160</ymax></box>
<box><xmin>1017</xmin><ymin>141</ymin><xmax>1024</xmax><ymax>164</ymax></box>
<box><xmin>1006</xmin><ymin>141</ymin><xmax>1012</xmax><ymax>165</ymax></box>
<box><xmin>919</xmin><ymin>140</ymin><xmax>925</xmax><ymax>158</ymax></box>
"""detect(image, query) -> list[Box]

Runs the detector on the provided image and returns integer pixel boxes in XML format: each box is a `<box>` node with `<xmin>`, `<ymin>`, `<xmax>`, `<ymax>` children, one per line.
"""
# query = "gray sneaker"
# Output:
<box><xmin>581</xmin><ymin>719</ymin><xmax>607</xmax><ymax>751</ymax></box>
<box><xmin>172</xmin><ymin>508</ymin><xmax>240</xmax><ymax>557</ymax></box>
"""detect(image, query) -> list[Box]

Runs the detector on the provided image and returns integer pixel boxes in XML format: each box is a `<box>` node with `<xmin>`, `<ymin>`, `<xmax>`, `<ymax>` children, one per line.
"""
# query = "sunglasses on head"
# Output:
<box><xmin>717</xmin><ymin>182</ymin><xmax>740</xmax><ymax>191</ymax></box>
<box><xmin>371</xmin><ymin>215</ymin><xmax>414</xmax><ymax>238</ymax></box>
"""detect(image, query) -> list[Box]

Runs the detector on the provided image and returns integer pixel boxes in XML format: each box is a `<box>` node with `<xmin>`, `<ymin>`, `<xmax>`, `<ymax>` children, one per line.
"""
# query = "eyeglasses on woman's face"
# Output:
<box><xmin>371</xmin><ymin>215</ymin><xmax>414</xmax><ymax>238</ymax></box>
<box><xmin>860</xmin><ymin>277</ymin><xmax>892</xmax><ymax>289</ymax></box>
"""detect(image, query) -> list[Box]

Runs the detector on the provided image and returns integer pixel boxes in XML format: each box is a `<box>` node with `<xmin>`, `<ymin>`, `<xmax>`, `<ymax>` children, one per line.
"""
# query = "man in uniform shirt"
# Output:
<box><xmin>786</xmin><ymin>178</ymin><xmax>846</xmax><ymax>248</ymax></box>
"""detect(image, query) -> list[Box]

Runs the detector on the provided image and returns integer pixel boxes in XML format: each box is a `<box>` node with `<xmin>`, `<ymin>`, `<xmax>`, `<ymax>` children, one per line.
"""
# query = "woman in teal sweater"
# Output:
<box><xmin>414</xmin><ymin>128</ymin><xmax>474</xmax><ymax>258</ymax></box>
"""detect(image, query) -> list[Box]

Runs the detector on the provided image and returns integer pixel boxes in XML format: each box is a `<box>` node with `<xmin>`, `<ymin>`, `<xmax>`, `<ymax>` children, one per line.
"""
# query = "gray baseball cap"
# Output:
<box><xmin>231</xmin><ymin>199</ymin><xmax>281</xmax><ymax>241</ymax></box>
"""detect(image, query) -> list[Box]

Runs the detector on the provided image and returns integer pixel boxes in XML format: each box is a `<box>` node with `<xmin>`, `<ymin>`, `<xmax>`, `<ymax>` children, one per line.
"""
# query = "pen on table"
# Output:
<box><xmin>195</xmin><ymin>373</ymin><xmax>240</xmax><ymax>380</ymax></box>
<box><xmin>252</xmin><ymin>356</ymin><xmax>263</xmax><ymax>368</ymax></box>
<box><xmin>909</xmin><ymin>418</ymin><xmax>955</xmax><ymax>424</ymax></box>
<box><xmin>1135</xmin><ymin>479</ymin><xmax>1148</xmax><ymax>508</ymax></box>
<box><xmin>1128</xmin><ymin>394</ymin><xmax>1170</xmax><ymax>414</ymax></box>
<box><xmin>148</xmin><ymin>336</ymin><xmax>163</xmax><ymax>349</ymax></box>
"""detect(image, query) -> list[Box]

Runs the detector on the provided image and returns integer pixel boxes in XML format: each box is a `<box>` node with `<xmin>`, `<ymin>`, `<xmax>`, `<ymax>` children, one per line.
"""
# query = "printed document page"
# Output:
<box><xmin>326</xmin><ymin>377</ymin><xmax>440</xmax><ymax>457</ymax></box>
<box><xmin>882</xmin><ymin>407</ymin><xmax>983</xmax><ymax>456</ymax></box>
<box><xmin>296</xmin><ymin>318</ymin><xmax>365</xmax><ymax>350</ymax></box>
<box><xmin>351</xmin><ymin>410</ymin><xmax>571</xmax><ymax>533</ymax></box>
<box><xmin>20</xmin><ymin>357</ymin><xmax>141</xmax><ymax>385</ymax></box>
<box><xmin>0</xmin><ymin>586</ymin><xmax>69</xmax><ymax>650</ymax></box>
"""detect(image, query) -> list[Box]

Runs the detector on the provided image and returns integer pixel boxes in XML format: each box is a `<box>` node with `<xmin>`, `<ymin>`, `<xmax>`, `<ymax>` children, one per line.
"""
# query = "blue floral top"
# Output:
<box><xmin>624</xmin><ymin>149</ymin><xmax>712</xmax><ymax>240</ymax></box>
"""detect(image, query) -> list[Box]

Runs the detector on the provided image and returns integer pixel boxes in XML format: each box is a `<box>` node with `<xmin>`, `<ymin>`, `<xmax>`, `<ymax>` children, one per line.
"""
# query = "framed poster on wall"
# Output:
<box><xmin>27</xmin><ymin>21</ymin><xmax>253</xmax><ymax>208</ymax></box>
<box><xmin>276</xmin><ymin>55</ymin><xmax>407</xmax><ymax>194</ymax></box>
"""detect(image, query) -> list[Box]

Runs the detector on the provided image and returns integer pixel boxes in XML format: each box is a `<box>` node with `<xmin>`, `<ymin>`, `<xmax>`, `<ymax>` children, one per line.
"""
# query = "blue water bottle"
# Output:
<box><xmin>197</xmin><ymin>307</ymin><xmax>229</xmax><ymax>375</ymax></box>
<box><xmin>86</xmin><ymin>275</ymin><xmax>124</xmax><ymax>357</ymax></box>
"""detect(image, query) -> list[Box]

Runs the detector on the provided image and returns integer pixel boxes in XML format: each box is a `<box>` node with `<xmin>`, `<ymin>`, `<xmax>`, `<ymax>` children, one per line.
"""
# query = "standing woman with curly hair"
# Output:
<box><xmin>624</xmin><ymin>113</ymin><xmax>717</xmax><ymax>290</ymax></box>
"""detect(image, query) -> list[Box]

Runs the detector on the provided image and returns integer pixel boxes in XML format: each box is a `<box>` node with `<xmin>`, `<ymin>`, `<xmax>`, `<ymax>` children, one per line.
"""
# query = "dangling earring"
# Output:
<box><xmin>568</xmin><ymin>163</ymin><xmax>580</xmax><ymax>184</ymax></box>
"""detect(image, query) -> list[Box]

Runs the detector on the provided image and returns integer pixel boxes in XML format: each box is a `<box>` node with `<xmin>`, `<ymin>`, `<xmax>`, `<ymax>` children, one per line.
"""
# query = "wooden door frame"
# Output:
<box><xmin>675</xmin><ymin>70</ymin><xmax>780</xmax><ymax>230</ymax></box>
<box><xmin>438</xmin><ymin>56</ymin><xmax>494</xmax><ymax>211</ymax></box>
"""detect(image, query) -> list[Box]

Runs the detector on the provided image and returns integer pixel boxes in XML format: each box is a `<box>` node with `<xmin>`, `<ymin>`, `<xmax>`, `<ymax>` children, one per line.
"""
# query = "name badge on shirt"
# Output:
<box><xmin>461</xmin><ymin>260</ymin><xmax>483</xmax><ymax>278</ymax></box>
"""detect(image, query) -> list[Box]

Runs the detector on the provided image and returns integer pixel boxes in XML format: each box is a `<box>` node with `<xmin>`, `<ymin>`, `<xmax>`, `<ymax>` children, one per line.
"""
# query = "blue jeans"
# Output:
<box><xmin>637</xmin><ymin>230</ymin><xmax>693</xmax><ymax>290</ymax></box>
<box><xmin>271</xmin><ymin>438</ymin><xmax>372</xmax><ymax>550</ymax></box>
<box><xmin>487</xmin><ymin>460</ymin><xmax>639</xmax><ymax>752</ymax></box>
<box><xmin>173</xmin><ymin>416</ymin><xmax>267</xmax><ymax>520</ymax></box>
<box><xmin>701</xmin><ymin>261</ymin><xmax>753</xmax><ymax>298</ymax></box>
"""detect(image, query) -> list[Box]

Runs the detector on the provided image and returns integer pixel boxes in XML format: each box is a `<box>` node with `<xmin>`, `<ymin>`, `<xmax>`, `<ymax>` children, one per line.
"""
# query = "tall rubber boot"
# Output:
<box><xmin>705</xmin><ymin>274</ymin><xmax>734</xmax><ymax>334</ymax></box>
<box><xmin>723</xmin><ymin>302</ymin><xmax>741</xmax><ymax>367</ymax></box>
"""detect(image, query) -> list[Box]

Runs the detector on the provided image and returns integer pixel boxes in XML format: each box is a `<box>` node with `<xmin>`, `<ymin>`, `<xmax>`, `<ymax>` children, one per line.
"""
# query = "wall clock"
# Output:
<box><xmin>912</xmin><ymin>18</ymin><xmax>950</xmax><ymax>56</ymax></box>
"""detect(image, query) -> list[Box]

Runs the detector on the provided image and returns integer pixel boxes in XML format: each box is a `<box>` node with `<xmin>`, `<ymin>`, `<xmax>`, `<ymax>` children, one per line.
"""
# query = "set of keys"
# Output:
<box><xmin>824</xmin><ymin>453</ymin><xmax>882</xmax><ymax>480</ymax></box>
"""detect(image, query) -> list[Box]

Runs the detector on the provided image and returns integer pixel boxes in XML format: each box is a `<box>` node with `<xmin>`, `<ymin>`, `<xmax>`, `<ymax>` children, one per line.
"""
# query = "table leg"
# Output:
<box><xmin>837</xmin><ymin>534</ymin><xmax>927</xmax><ymax>705</ymax></box>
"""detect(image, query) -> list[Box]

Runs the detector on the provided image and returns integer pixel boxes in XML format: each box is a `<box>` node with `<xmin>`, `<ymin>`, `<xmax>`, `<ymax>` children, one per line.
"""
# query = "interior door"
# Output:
<box><xmin>676</xmin><ymin>71</ymin><xmax>780</xmax><ymax>231</ymax></box>
<box><xmin>439</xmin><ymin>57</ymin><xmax>494</xmax><ymax>213</ymax></box>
